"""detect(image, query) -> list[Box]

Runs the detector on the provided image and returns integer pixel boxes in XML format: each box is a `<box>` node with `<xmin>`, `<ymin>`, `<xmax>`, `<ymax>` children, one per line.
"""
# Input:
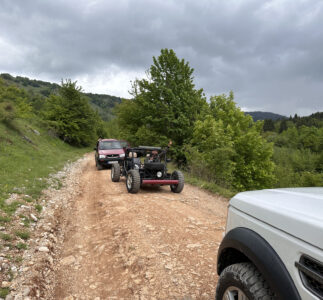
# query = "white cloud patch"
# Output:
<box><xmin>77</xmin><ymin>66</ymin><xmax>145</xmax><ymax>98</ymax></box>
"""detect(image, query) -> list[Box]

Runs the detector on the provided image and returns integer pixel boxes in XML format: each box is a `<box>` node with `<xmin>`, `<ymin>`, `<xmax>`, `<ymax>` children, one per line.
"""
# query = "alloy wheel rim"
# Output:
<box><xmin>223</xmin><ymin>286</ymin><xmax>249</xmax><ymax>300</ymax></box>
<box><xmin>127</xmin><ymin>175</ymin><xmax>132</xmax><ymax>189</ymax></box>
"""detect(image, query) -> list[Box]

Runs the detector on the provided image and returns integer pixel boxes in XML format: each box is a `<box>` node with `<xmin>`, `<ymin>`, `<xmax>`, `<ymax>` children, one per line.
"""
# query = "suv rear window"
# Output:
<box><xmin>99</xmin><ymin>141</ymin><xmax>122</xmax><ymax>150</ymax></box>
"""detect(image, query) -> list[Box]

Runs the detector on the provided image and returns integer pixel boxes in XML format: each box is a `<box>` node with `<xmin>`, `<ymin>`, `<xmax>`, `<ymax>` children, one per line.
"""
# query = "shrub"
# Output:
<box><xmin>186</xmin><ymin>93</ymin><xmax>276</xmax><ymax>191</ymax></box>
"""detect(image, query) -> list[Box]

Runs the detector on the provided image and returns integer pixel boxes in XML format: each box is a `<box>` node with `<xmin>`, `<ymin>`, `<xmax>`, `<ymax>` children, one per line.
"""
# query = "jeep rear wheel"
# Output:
<box><xmin>216</xmin><ymin>262</ymin><xmax>275</xmax><ymax>300</ymax></box>
<box><xmin>170</xmin><ymin>170</ymin><xmax>184</xmax><ymax>193</ymax></box>
<box><xmin>111</xmin><ymin>164</ymin><xmax>121</xmax><ymax>182</ymax></box>
<box><xmin>126</xmin><ymin>170</ymin><xmax>140</xmax><ymax>193</ymax></box>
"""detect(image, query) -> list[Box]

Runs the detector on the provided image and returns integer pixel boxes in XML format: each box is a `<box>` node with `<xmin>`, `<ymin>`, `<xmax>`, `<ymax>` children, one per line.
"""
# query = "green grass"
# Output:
<box><xmin>0</xmin><ymin>288</ymin><xmax>9</xmax><ymax>298</ymax></box>
<box><xmin>35</xmin><ymin>204</ymin><xmax>42</xmax><ymax>213</ymax></box>
<box><xmin>0</xmin><ymin>118</ymin><xmax>90</xmax><ymax>215</ymax></box>
<box><xmin>0</xmin><ymin>215</ymin><xmax>11</xmax><ymax>223</ymax></box>
<box><xmin>168</xmin><ymin>163</ymin><xmax>234</xmax><ymax>199</ymax></box>
<box><xmin>15</xmin><ymin>230</ymin><xmax>30</xmax><ymax>240</ymax></box>
<box><xmin>1</xmin><ymin>233</ymin><xmax>12</xmax><ymax>241</ymax></box>
<box><xmin>16</xmin><ymin>243</ymin><xmax>27</xmax><ymax>250</ymax></box>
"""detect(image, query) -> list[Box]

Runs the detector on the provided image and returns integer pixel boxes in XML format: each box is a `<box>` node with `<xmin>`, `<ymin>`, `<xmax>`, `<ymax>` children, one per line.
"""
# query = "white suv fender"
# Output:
<box><xmin>217</xmin><ymin>227</ymin><xmax>301</xmax><ymax>300</ymax></box>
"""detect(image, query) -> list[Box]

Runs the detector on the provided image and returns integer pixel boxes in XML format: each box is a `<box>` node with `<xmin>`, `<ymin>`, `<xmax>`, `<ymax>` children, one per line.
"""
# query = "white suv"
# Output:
<box><xmin>216</xmin><ymin>188</ymin><xmax>323</xmax><ymax>300</ymax></box>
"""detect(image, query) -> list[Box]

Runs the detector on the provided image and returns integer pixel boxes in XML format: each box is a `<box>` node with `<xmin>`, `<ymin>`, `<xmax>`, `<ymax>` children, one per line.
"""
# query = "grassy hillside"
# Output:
<box><xmin>0</xmin><ymin>73</ymin><xmax>122</xmax><ymax>121</ymax></box>
<box><xmin>0</xmin><ymin>118</ymin><xmax>89</xmax><ymax>214</ymax></box>
<box><xmin>0</xmin><ymin>118</ymin><xmax>90</xmax><ymax>297</ymax></box>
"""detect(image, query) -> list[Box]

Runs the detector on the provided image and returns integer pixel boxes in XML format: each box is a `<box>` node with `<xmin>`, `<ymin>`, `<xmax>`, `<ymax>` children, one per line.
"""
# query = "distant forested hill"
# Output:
<box><xmin>0</xmin><ymin>73</ymin><xmax>121</xmax><ymax>121</ymax></box>
<box><xmin>245</xmin><ymin>111</ymin><xmax>287</xmax><ymax>121</ymax></box>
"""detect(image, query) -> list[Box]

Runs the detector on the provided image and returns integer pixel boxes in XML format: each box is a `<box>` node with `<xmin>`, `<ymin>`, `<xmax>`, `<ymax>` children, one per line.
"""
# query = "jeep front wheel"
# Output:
<box><xmin>170</xmin><ymin>170</ymin><xmax>184</xmax><ymax>193</ymax></box>
<box><xmin>126</xmin><ymin>170</ymin><xmax>140</xmax><ymax>193</ymax></box>
<box><xmin>216</xmin><ymin>262</ymin><xmax>275</xmax><ymax>300</ymax></box>
<box><xmin>96</xmin><ymin>159</ymin><xmax>103</xmax><ymax>170</ymax></box>
<box><xmin>111</xmin><ymin>164</ymin><xmax>121</xmax><ymax>182</ymax></box>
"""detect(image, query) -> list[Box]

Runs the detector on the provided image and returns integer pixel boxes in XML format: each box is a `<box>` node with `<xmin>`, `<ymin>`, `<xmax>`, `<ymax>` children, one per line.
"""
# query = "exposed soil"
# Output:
<box><xmin>7</xmin><ymin>154</ymin><xmax>228</xmax><ymax>300</ymax></box>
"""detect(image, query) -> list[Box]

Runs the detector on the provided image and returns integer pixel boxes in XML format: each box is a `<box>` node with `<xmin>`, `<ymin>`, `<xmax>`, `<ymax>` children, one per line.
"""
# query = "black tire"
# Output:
<box><xmin>111</xmin><ymin>164</ymin><xmax>121</xmax><ymax>182</ymax></box>
<box><xmin>126</xmin><ymin>170</ymin><xmax>140</xmax><ymax>193</ymax></box>
<box><xmin>170</xmin><ymin>170</ymin><xmax>184</xmax><ymax>193</ymax></box>
<box><xmin>96</xmin><ymin>159</ymin><xmax>103</xmax><ymax>170</ymax></box>
<box><xmin>216</xmin><ymin>262</ymin><xmax>275</xmax><ymax>300</ymax></box>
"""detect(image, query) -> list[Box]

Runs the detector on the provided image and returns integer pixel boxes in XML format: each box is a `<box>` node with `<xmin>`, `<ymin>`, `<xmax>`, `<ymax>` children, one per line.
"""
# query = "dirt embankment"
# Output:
<box><xmin>8</xmin><ymin>154</ymin><xmax>228</xmax><ymax>300</ymax></box>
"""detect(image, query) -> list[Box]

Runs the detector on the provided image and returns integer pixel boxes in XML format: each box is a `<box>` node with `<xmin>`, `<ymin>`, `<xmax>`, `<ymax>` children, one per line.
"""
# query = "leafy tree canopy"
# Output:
<box><xmin>116</xmin><ymin>48</ymin><xmax>207</xmax><ymax>160</ymax></box>
<box><xmin>43</xmin><ymin>80</ymin><xmax>106</xmax><ymax>146</ymax></box>
<box><xmin>187</xmin><ymin>92</ymin><xmax>276</xmax><ymax>190</ymax></box>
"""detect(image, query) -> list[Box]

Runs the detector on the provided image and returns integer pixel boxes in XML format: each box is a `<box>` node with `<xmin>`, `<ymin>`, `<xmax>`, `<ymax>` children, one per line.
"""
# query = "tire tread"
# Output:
<box><xmin>216</xmin><ymin>262</ymin><xmax>275</xmax><ymax>300</ymax></box>
<box><xmin>111</xmin><ymin>164</ymin><xmax>121</xmax><ymax>182</ymax></box>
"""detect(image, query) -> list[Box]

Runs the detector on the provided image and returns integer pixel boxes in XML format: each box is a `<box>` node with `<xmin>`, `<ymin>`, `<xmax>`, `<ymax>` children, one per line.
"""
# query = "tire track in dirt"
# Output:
<box><xmin>53</xmin><ymin>155</ymin><xmax>228</xmax><ymax>299</ymax></box>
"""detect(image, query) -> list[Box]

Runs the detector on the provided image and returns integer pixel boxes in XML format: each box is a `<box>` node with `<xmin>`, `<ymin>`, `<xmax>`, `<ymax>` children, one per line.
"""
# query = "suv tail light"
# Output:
<box><xmin>295</xmin><ymin>255</ymin><xmax>323</xmax><ymax>299</ymax></box>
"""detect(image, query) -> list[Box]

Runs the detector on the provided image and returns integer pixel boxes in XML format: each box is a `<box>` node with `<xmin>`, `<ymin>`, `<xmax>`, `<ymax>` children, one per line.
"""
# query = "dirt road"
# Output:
<box><xmin>51</xmin><ymin>155</ymin><xmax>228</xmax><ymax>299</ymax></box>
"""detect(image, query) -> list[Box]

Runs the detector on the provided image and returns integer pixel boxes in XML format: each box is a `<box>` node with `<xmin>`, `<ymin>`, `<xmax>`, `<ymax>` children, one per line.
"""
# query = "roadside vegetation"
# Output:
<box><xmin>0</xmin><ymin>78</ymin><xmax>100</xmax><ymax>210</ymax></box>
<box><xmin>264</xmin><ymin>115</ymin><xmax>323</xmax><ymax>187</ymax></box>
<box><xmin>108</xmin><ymin>48</ymin><xmax>322</xmax><ymax>195</ymax></box>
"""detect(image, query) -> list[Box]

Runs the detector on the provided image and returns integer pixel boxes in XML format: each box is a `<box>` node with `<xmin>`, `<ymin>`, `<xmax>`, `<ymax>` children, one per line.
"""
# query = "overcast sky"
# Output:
<box><xmin>1</xmin><ymin>0</ymin><xmax>322</xmax><ymax>116</ymax></box>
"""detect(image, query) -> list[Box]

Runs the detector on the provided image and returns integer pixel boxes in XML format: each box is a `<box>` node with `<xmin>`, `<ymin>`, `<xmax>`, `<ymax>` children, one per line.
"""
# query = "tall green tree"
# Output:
<box><xmin>116</xmin><ymin>49</ymin><xmax>207</xmax><ymax>160</ymax></box>
<box><xmin>43</xmin><ymin>80</ymin><xmax>104</xmax><ymax>146</ymax></box>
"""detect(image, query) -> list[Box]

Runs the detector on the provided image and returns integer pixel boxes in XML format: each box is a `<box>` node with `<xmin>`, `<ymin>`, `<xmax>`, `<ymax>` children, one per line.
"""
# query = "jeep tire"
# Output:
<box><xmin>170</xmin><ymin>170</ymin><xmax>184</xmax><ymax>193</ymax></box>
<box><xmin>111</xmin><ymin>164</ymin><xmax>121</xmax><ymax>182</ymax></box>
<box><xmin>96</xmin><ymin>159</ymin><xmax>103</xmax><ymax>170</ymax></box>
<box><xmin>126</xmin><ymin>170</ymin><xmax>140</xmax><ymax>193</ymax></box>
<box><xmin>216</xmin><ymin>262</ymin><xmax>275</xmax><ymax>300</ymax></box>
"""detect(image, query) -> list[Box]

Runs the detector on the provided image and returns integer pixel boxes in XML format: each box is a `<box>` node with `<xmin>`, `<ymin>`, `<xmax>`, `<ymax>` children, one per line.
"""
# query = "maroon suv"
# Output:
<box><xmin>94</xmin><ymin>139</ymin><xmax>128</xmax><ymax>170</ymax></box>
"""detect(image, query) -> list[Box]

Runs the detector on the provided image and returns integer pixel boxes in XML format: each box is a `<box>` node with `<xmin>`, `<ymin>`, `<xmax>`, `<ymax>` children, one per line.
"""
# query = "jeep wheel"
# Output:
<box><xmin>170</xmin><ymin>170</ymin><xmax>184</xmax><ymax>193</ymax></box>
<box><xmin>96</xmin><ymin>160</ymin><xmax>103</xmax><ymax>170</ymax></box>
<box><xmin>216</xmin><ymin>262</ymin><xmax>275</xmax><ymax>300</ymax></box>
<box><xmin>126</xmin><ymin>170</ymin><xmax>140</xmax><ymax>193</ymax></box>
<box><xmin>111</xmin><ymin>164</ymin><xmax>121</xmax><ymax>182</ymax></box>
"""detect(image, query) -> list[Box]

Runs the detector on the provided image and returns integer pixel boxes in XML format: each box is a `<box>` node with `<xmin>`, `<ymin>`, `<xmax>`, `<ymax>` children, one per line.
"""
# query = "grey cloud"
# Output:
<box><xmin>0</xmin><ymin>0</ymin><xmax>322</xmax><ymax>115</ymax></box>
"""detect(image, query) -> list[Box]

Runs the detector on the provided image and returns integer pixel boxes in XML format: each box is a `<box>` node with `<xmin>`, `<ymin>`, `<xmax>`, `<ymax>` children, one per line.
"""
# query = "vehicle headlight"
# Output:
<box><xmin>119</xmin><ymin>153</ymin><xmax>125</xmax><ymax>158</ymax></box>
<box><xmin>157</xmin><ymin>171</ymin><xmax>162</xmax><ymax>178</ymax></box>
<box><xmin>99</xmin><ymin>155</ymin><xmax>105</xmax><ymax>159</ymax></box>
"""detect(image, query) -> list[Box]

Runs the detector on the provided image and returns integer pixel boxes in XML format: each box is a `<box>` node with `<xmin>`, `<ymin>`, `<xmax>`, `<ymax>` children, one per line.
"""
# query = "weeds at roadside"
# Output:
<box><xmin>0</xmin><ymin>215</ymin><xmax>11</xmax><ymax>223</ymax></box>
<box><xmin>19</xmin><ymin>215</ymin><xmax>31</xmax><ymax>227</ymax></box>
<box><xmin>0</xmin><ymin>288</ymin><xmax>9</xmax><ymax>298</ymax></box>
<box><xmin>7</xmin><ymin>269</ymin><xmax>14</xmax><ymax>281</ymax></box>
<box><xmin>13</xmin><ymin>255</ymin><xmax>23</xmax><ymax>263</ymax></box>
<box><xmin>15</xmin><ymin>231</ymin><xmax>30</xmax><ymax>240</ymax></box>
<box><xmin>0</xmin><ymin>201</ymin><xmax>22</xmax><ymax>215</ymax></box>
<box><xmin>35</xmin><ymin>204</ymin><xmax>42</xmax><ymax>213</ymax></box>
<box><xmin>16</xmin><ymin>243</ymin><xmax>27</xmax><ymax>250</ymax></box>
<box><xmin>168</xmin><ymin>163</ymin><xmax>234</xmax><ymax>198</ymax></box>
<box><xmin>4</xmin><ymin>243</ymin><xmax>13</xmax><ymax>249</ymax></box>
<box><xmin>1</xmin><ymin>233</ymin><xmax>12</xmax><ymax>241</ymax></box>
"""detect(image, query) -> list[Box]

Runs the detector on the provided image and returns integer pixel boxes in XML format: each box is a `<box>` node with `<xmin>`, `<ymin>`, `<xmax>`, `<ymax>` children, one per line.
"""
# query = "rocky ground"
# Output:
<box><xmin>3</xmin><ymin>154</ymin><xmax>228</xmax><ymax>300</ymax></box>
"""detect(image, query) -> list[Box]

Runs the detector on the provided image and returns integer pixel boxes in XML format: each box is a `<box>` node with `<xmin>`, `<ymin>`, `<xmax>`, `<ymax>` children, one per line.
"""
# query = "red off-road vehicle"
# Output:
<box><xmin>94</xmin><ymin>139</ymin><xmax>129</xmax><ymax>170</ymax></box>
